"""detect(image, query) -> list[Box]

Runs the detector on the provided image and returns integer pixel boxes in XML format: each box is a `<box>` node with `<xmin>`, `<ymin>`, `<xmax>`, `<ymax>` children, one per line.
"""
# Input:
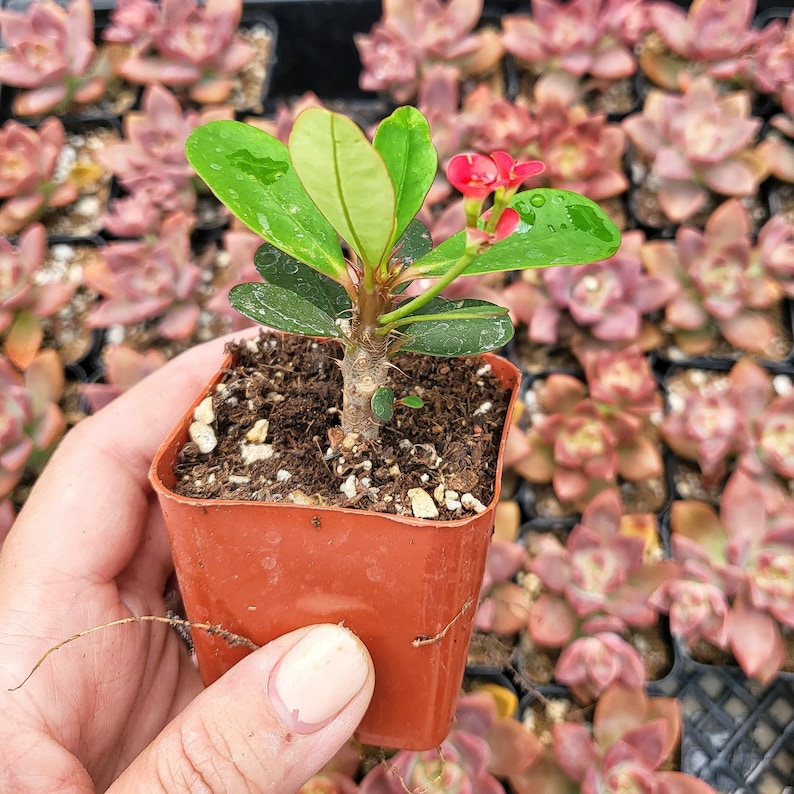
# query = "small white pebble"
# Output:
<box><xmin>420</xmin><ymin>473</ymin><xmax>430</xmax><ymax>482</ymax></box>
<box><xmin>461</xmin><ymin>493</ymin><xmax>487</xmax><ymax>514</ymax></box>
<box><xmin>668</xmin><ymin>393</ymin><xmax>685</xmax><ymax>413</ymax></box>
<box><xmin>408</xmin><ymin>488</ymin><xmax>439</xmax><ymax>519</ymax></box>
<box><xmin>388</xmin><ymin>464</ymin><xmax>401</xmax><ymax>476</ymax></box>
<box><xmin>433</xmin><ymin>483</ymin><xmax>446</xmax><ymax>504</ymax></box>
<box><xmin>446</xmin><ymin>498</ymin><xmax>462</xmax><ymax>511</ymax></box>
<box><xmin>445</xmin><ymin>490</ymin><xmax>459</xmax><ymax>500</ymax></box>
<box><xmin>341</xmin><ymin>474</ymin><xmax>358</xmax><ymax>499</ymax></box>
<box><xmin>240</xmin><ymin>442</ymin><xmax>274</xmax><ymax>465</ymax></box>
<box><xmin>50</xmin><ymin>244</ymin><xmax>75</xmax><ymax>262</ymax></box>
<box><xmin>228</xmin><ymin>475</ymin><xmax>251</xmax><ymax>485</ymax></box>
<box><xmin>246</xmin><ymin>418</ymin><xmax>269</xmax><ymax>443</ymax></box>
<box><xmin>474</xmin><ymin>401</ymin><xmax>493</xmax><ymax>416</ymax></box>
<box><xmin>276</xmin><ymin>469</ymin><xmax>291</xmax><ymax>482</ymax></box>
<box><xmin>476</xmin><ymin>364</ymin><xmax>492</xmax><ymax>376</ymax></box>
<box><xmin>189</xmin><ymin>421</ymin><xmax>217</xmax><ymax>454</ymax></box>
<box><xmin>193</xmin><ymin>396</ymin><xmax>215</xmax><ymax>424</ymax></box>
<box><xmin>246</xmin><ymin>339</ymin><xmax>259</xmax><ymax>352</ymax></box>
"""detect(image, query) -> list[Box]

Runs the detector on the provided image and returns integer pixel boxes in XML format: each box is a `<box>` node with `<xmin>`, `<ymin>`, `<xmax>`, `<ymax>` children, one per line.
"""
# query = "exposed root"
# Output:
<box><xmin>8</xmin><ymin>615</ymin><xmax>258</xmax><ymax>692</ymax></box>
<box><xmin>412</xmin><ymin>597</ymin><xmax>474</xmax><ymax>647</ymax></box>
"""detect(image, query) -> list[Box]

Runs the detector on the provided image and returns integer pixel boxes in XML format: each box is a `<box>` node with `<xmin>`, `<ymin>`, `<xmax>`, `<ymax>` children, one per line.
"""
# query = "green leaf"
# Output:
<box><xmin>289</xmin><ymin>108</ymin><xmax>396</xmax><ymax>269</ymax></box>
<box><xmin>390</xmin><ymin>218</ymin><xmax>433</xmax><ymax>270</ymax></box>
<box><xmin>254</xmin><ymin>244</ymin><xmax>352</xmax><ymax>318</ymax></box>
<box><xmin>229</xmin><ymin>282</ymin><xmax>342</xmax><ymax>338</ymax></box>
<box><xmin>409</xmin><ymin>189</ymin><xmax>621</xmax><ymax>278</ymax></box>
<box><xmin>371</xmin><ymin>387</ymin><xmax>395</xmax><ymax>422</ymax></box>
<box><xmin>400</xmin><ymin>395</ymin><xmax>424</xmax><ymax>409</ymax></box>
<box><xmin>397</xmin><ymin>298</ymin><xmax>515</xmax><ymax>356</ymax></box>
<box><xmin>186</xmin><ymin>120</ymin><xmax>347</xmax><ymax>281</ymax></box>
<box><xmin>373</xmin><ymin>107</ymin><xmax>437</xmax><ymax>247</ymax></box>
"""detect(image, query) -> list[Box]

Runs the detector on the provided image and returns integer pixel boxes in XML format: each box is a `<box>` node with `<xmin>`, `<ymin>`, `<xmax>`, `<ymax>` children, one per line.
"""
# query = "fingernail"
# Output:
<box><xmin>268</xmin><ymin>624</ymin><xmax>370</xmax><ymax>734</ymax></box>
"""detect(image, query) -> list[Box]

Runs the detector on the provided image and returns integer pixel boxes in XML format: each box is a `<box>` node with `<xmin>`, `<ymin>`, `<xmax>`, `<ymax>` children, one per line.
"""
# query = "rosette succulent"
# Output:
<box><xmin>642</xmin><ymin>199</ymin><xmax>788</xmax><ymax>355</ymax></box>
<box><xmin>0</xmin><ymin>350</ymin><xmax>65</xmax><ymax>499</ymax></box>
<box><xmin>0</xmin><ymin>223</ymin><xmax>74</xmax><ymax>369</ymax></box>
<box><xmin>651</xmin><ymin>471</ymin><xmax>794</xmax><ymax>683</ymax></box>
<box><xmin>501</xmin><ymin>0</ymin><xmax>648</xmax><ymax>81</ymax></box>
<box><xmin>622</xmin><ymin>76</ymin><xmax>767</xmax><ymax>223</ymax></box>
<box><xmin>355</xmin><ymin>0</ymin><xmax>503</xmax><ymax>103</ymax></box>
<box><xmin>105</xmin><ymin>0</ymin><xmax>255</xmax><ymax>104</ymax></box>
<box><xmin>0</xmin><ymin>0</ymin><xmax>106</xmax><ymax>116</ymax></box>
<box><xmin>0</xmin><ymin>117</ymin><xmax>78</xmax><ymax>235</ymax></box>
<box><xmin>639</xmin><ymin>0</ymin><xmax>759</xmax><ymax>91</ymax></box>
<box><xmin>84</xmin><ymin>211</ymin><xmax>212</xmax><ymax>340</ymax></box>
<box><xmin>504</xmin><ymin>229</ymin><xmax>678</xmax><ymax>354</ymax></box>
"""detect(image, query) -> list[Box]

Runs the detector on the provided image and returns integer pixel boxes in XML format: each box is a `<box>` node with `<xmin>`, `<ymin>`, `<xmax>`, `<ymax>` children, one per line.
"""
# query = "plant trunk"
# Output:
<box><xmin>339</xmin><ymin>337</ymin><xmax>389</xmax><ymax>441</ymax></box>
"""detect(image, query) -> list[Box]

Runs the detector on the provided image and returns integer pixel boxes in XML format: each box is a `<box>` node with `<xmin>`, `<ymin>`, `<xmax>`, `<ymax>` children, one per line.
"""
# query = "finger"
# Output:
<box><xmin>0</xmin><ymin>330</ymin><xmax>255</xmax><ymax>588</ymax></box>
<box><xmin>107</xmin><ymin>624</ymin><xmax>375</xmax><ymax>794</ymax></box>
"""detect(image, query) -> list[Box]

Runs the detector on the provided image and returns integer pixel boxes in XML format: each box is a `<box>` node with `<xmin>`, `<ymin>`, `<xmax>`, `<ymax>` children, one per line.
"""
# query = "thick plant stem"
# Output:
<box><xmin>340</xmin><ymin>338</ymin><xmax>389</xmax><ymax>441</ymax></box>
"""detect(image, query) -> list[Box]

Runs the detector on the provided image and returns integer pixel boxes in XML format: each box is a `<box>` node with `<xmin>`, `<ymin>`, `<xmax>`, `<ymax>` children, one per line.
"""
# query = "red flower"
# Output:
<box><xmin>491</xmin><ymin>151</ymin><xmax>545</xmax><ymax>190</ymax></box>
<box><xmin>446</xmin><ymin>152</ymin><xmax>499</xmax><ymax>198</ymax></box>
<box><xmin>467</xmin><ymin>207</ymin><xmax>520</xmax><ymax>249</ymax></box>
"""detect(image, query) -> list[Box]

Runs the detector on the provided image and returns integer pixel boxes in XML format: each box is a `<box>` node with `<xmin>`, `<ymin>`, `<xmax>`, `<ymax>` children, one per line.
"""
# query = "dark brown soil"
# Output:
<box><xmin>171</xmin><ymin>332</ymin><xmax>511</xmax><ymax>520</ymax></box>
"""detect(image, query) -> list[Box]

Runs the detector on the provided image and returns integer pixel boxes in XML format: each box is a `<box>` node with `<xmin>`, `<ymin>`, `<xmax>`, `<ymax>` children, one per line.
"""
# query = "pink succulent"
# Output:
<box><xmin>85</xmin><ymin>211</ymin><xmax>210</xmax><ymax>340</ymax></box>
<box><xmin>642</xmin><ymin>200</ymin><xmax>781</xmax><ymax>355</ymax></box>
<box><xmin>355</xmin><ymin>0</ymin><xmax>503</xmax><ymax>103</ymax></box>
<box><xmin>640</xmin><ymin>0</ymin><xmax>759</xmax><ymax>90</ymax></box>
<box><xmin>0</xmin><ymin>117</ymin><xmax>78</xmax><ymax>235</ymax></box>
<box><xmin>0</xmin><ymin>350</ymin><xmax>64</xmax><ymax>499</ymax></box>
<box><xmin>622</xmin><ymin>76</ymin><xmax>767</xmax><ymax>223</ymax></box>
<box><xmin>111</xmin><ymin>0</ymin><xmax>255</xmax><ymax>104</ymax></box>
<box><xmin>0</xmin><ymin>223</ymin><xmax>74</xmax><ymax>369</ymax></box>
<box><xmin>501</xmin><ymin>0</ymin><xmax>648</xmax><ymax>80</ymax></box>
<box><xmin>0</xmin><ymin>0</ymin><xmax>105</xmax><ymax>116</ymax></box>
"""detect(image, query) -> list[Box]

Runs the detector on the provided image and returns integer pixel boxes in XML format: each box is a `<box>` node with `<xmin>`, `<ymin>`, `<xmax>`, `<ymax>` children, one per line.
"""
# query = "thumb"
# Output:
<box><xmin>109</xmin><ymin>624</ymin><xmax>374</xmax><ymax>793</ymax></box>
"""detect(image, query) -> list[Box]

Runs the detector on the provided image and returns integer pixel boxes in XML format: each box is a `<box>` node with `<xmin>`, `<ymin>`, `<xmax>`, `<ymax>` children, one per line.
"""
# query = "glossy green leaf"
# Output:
<box><xmin>397</xmin><ymin>298</ymin><xmax>515</xmax><ymax>356</ymax></box>
<box><xmin>186</xmin><ymin>120</ymin><xmax>347</xmax><ymax>281</ymax></box>
<box><xmin>289</xmin><ymin>108</ymin><xmax>396</xmax><ymax>269</ymax></box>
<box><xmin>400</xmin><ymin>395</ymin><xmax>424</xmax><ymax>409</ymax></box>
<box><xmin>373</xmin><ymin>107</ymin><xmax>437</xmax><ymax>246</ymax></box>
<box><xmin>254</xmin><ymin>244</ymin><xmax>352</xmax><ymax>318</ymax></box>
<box><xmin>390</xmin><ymin>218</ymin><xmax>433</xmax><ymax>271</ymax></box>
<box><xmin>229</xmin><ymin>282</ymin><xmax>342</xmax><ymax>338</ymax></box>
<box><xmin>371</xmin><ymin>387</ymin><xmax>395</xmax><ymax>422</ymax></box>
<box><xmin>409</xmin><ymin>189</ymin><xmax>621</xmax><ymax>277</ymax></box>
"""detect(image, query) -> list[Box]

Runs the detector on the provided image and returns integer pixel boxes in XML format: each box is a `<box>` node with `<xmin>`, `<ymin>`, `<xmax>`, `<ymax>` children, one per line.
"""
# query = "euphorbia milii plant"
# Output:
<box><xmin>186</xmin><ymin>106</ymin><xmax>620</xmax><ymax>443</ymax></box>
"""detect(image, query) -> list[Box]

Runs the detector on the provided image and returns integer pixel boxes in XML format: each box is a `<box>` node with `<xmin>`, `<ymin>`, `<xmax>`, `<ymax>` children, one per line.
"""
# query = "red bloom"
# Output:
<box><xmin>491</xmin><ymin>151</ymin><xmax>545</xmax><ymax>190</ymax></box>
<box><xmin>467</xmin><ymin>207</ymin><xmax>521</xmax><ymax>248</ymax></box>
<box><xmin>446</xmin><ymin>152</ymin><xmax>499</xmax><ymax>198</ymax></box>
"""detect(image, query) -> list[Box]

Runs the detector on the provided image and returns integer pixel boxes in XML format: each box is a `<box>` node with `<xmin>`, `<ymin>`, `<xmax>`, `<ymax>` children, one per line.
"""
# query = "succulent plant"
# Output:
<box><xmin>501</xmin><ymin>0</ymin><xmax>648</xmax><ymax>81</ymax></box>
<box><xmin>475</xmin><ymin>538</ymin><xmax>531</xmax><ymax>634</ymax></box>
<box><xmin>0</xmin><ymin>0</ymin><xmax>107</xmax><ymax>117</ymax></box>
<box><xmin>358</xmin><ymin>691</ymin><xmax>507</xmax><ymax>793</ymax></box>
<box><xmin>100</xmin><ymin>191</ymin><xmax>164</xmax><ymax>239</ymax></box>
<box><xmin>662</xmin><ymin>359</ymin><xmax>794</xmax><ymax>505</ymax></box>
<box><xmin>511</xmin><ymin>684</ymin><xmax>718</xmax><ymax>794</ymax></box>
<box><xmin>84</xmin><ymin>210</ymin><xmax>212</xmax><ymax>341</ymax></box>
<box><xmin>514</xmin><ymin>351</ymin><xmax>664</xmax><ymax>507</ymax></box>
<box><xmin>105</xmin><ymin>0</ymin><xmax>255</xmax><ymax>105</ymax></box>
<box><xmin>96</xmin><ymin>84</ymin><xmax>233</xmax><ymax>215</ymax></box>
<box><xmin>639</xmin><ymin>0</ymin><xmax>759</xmax><ymax>91</ymax></box>
<box><xmin>751</xmin><ymin>12</ymin><xmax>794</xmax><ymax>116</ymax></box>
<box><xmin>0</xmin><ymin>117</ymin><xmax>79</xmax><ymax>235</ymax></box>
<box><xmin>522</xmin><ymin>489</ymin><xmax>676</xmax><ymax>698</ymax></box>
<box><xmin>641</xmin><ymin>200</ymin><xmax>788</xmax><ymax>355</ymax></box>
<box><xmin>0</xmin><ymin>223</ymin><xmax>75</xmax><ymax>370</ymax></box>
<box><xmin>355</xmin><ymin>0</ymin><xmax>503</xmax><ymax>103</ymax></box>
<box><xmin>622</xmin><ymin>76</ymin><xmax>767</xmax><ymax>223</ymax></box>
<box><xmin>515</xmin><ymin>72</ymin><xmax>629</xmax><ymax>203</ymax></box>
<box><xmin>0</xmin><ymin>350</ymin><xmax>65</xmax><ymax>500</ymax></box>
<box><xmin>503</xmin><ymin>229</ymin><xmax>678</xmax><ymax>353</ymax></box>
<box><xmin>651</xmin><ymin>471</ymin><xmax>794</xmax><ymax>683</ymax></box>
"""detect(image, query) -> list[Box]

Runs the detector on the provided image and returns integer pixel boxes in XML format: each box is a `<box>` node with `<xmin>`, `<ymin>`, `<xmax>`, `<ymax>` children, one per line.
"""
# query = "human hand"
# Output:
<box><xmin>0</xmin><ymin>333</ymin><xmax>375</xmax><ymax>792</ymax></box>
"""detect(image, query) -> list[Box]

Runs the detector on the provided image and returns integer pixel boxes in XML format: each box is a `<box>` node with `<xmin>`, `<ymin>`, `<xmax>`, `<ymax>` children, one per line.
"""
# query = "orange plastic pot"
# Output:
<box><xmin>150</xmin><ymin>346</ymin><xmax>521</xmax><ymax>750</ymax></box>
